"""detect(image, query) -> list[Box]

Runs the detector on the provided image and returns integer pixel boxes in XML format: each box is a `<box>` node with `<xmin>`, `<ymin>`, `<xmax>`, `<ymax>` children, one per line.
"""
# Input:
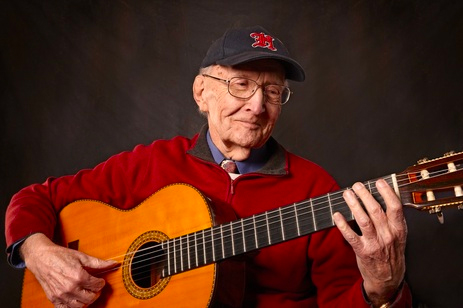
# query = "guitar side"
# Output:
<box><xmin>21</xmin><ymin>184</ymin><xmax>226</xmax><ymax>307</ymax></box>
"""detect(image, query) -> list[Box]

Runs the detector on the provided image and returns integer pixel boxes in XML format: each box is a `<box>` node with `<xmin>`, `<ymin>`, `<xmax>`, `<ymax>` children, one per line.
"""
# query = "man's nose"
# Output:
<box><xmin>246</xmin><ymin>87</ymin><xmax>266</xmax><ymax>114</ymax></box>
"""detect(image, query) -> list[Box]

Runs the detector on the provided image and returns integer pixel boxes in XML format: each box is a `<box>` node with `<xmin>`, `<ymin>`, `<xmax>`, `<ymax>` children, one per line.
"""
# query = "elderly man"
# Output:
<box><xmin>6</xmin><ymin>26</ymin><xmax>411</xmax><ymax>307</ymax></box>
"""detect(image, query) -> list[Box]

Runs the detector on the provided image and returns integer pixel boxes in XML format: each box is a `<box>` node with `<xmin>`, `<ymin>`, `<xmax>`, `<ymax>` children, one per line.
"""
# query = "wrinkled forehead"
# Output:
<box><xmin>214</xmin><ymin>59</ymin><xmax>286</xmax><ymax>81</ymax></box>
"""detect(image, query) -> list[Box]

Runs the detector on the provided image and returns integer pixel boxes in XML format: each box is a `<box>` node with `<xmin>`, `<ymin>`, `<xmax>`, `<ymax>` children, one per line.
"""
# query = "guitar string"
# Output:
<box><xmin>123</xmin><ymin>176</ymin><xmax>394</xmax><ymax>280</ymax></box>
<box><xmin>99</xmin><ymin>164</ymin><xmax>461</xmax><ymax>283</ymax></box>
<box><xmin>97</xmin><ymin>164</ymin><xmax>462</xmax><ymax>281</ymax></box>
<box><xmin>95</xmin><ymin>164</ymin><xmax>462</xmax><ymax>283</ymax></box>
<box><xmin>126</xmin><ymin>162</ymin><xmax>462</xmax><ymax>280</ymax></box>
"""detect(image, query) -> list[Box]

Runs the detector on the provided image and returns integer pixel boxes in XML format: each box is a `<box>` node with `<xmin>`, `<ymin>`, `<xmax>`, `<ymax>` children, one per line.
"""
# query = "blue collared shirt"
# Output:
<box><xmin>206</xmin><ymin>130</ymin><xmax>270</xmax><ymax>174</ymax></box>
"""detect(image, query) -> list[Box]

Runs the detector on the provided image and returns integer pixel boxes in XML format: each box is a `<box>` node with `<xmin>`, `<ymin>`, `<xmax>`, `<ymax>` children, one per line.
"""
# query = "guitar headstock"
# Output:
<box><xmin>396</xmin><ymin>151</ymin><xmax>463</xmax><ymax>223</ymax></box>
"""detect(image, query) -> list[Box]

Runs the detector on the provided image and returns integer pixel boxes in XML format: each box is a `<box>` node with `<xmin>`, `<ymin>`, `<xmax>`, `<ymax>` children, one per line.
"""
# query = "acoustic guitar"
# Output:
<box><xmin>21</xmin><ymin>151</ymin><xmax>463</xmax><ymax>307</ymax></box>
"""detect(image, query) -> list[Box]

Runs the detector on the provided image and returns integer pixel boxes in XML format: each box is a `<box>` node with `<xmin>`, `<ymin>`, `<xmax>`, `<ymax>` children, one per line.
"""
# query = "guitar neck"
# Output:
<box><xmin>160</xmin><ymin>174</ymin><xmax>396</xmax><ymax>277</ymax></box>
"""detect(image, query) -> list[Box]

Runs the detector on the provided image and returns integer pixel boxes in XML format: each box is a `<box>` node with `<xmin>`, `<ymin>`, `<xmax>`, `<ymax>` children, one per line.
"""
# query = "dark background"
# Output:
<box><xmin>1</xmin><ymin>1</ymin><xmax>462</xmax><ymax>307</ymax></box>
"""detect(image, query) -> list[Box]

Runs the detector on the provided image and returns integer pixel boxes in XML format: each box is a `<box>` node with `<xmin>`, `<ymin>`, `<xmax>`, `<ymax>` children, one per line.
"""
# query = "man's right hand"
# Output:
<box><xmin>20</xmin><ymin>233</ymin><xmax>119</xmax><ymax>308</ymax></box>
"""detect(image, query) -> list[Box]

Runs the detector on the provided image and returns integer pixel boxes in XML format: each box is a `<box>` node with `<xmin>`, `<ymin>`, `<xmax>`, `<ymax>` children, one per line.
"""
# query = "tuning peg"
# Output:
<box><xmin>444</xmin><ymin>151</ymin><xmax>456</xmax><ymax>157</ymax></box>
<box><xmin>436</xmin><ymin>212</ymin><xmax>444</xmax><ymax>224</ymax></box>
<box><xmin>429</xmin><ymin>207</ymin><xmax>445</xmax><ymax>224</ymax></box>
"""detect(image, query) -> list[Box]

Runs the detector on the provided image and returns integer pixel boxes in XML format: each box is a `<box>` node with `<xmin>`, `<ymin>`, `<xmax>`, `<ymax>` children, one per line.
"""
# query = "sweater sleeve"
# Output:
<box><xmin>4</xmin><ymin>143</ymin><xmax>157</xmax><ymax>261</ymax></box>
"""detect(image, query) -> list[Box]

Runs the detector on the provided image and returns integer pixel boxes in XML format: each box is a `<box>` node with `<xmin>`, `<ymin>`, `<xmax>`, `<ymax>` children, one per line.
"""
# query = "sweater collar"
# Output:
<box><xmin>187</xmin><ymin>125</ymin><xmax>288</xmax><ymax>175</ymax></box>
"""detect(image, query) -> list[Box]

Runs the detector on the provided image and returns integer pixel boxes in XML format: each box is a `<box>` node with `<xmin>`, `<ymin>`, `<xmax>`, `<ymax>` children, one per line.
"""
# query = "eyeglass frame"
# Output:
<box><xmin>202</xmin><ymin>74</ymin><xmax>293</xmax><ymax>105</ymax></box>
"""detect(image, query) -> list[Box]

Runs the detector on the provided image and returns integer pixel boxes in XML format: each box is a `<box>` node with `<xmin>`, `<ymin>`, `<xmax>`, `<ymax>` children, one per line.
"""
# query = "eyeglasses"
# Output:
<box><xmin>202</xmin><ymin>74</ymin><xmax>292</xmax><ymax>105</ymax></box>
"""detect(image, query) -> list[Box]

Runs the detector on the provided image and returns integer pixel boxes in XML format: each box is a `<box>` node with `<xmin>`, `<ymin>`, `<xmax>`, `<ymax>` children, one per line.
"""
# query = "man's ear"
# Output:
<box><xmin>193</xmin><ymin>75</ymin><xmax>208</xmax><ymax>113</ymax></box>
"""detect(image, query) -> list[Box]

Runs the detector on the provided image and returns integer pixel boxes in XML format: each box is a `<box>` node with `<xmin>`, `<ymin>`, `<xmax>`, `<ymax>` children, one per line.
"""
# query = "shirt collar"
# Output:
<box><xmin>206</xmin><ymin>130</ymin><xmax>270</xmax><ymax>174</ymax></box>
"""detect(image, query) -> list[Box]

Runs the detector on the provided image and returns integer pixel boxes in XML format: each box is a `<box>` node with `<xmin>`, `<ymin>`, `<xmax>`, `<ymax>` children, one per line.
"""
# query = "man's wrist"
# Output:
<box><xmin>361</xmin><ymin>279</ymin><xmax>405</xmax><ymax>308</ymax></box>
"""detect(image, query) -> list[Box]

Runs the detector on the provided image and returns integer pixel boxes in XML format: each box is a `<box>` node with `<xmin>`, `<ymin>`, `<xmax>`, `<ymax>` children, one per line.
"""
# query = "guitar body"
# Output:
<box><xmin>21</xmin><ymin>184</ymin><xmax>245</xmax><ymax>307</ymax></box>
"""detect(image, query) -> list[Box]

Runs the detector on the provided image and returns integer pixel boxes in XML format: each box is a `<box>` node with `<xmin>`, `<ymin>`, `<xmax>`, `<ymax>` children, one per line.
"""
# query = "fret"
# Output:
<box><xmin>294</xmin><ymin>203</ymin><xmax>301</xmax><ymax>236</ymax></box>
<box><xmin>221</xmin><ymin>223</ymin><xmax>233</xmax><ymax>258</ymax></box>
<box><xmin>367</xmin><ymin>180</ymin><xmax>373</xmax><ymax>193</ymax></box>
<box><xmin>252</xmin><ymin>215</ymin><xmax>258</xmax><ymax>248</ymax></box>
<box><xmin>328</xmin><ymin>194</ymin><xmax>334</xmax><ymax>225</ymax></box>
<box><xmin>178</xmin><ymin>236</ymin><xmax>184</xmax><ymax>272</ymax></box>
<box><xmin>243</xmin><ymin>217</ymin><xmax>257</xmax><ymax>252</ymax></box>
<box><xmin>198</xmin><ymin>230</ymin><xmax>205</xmax><ymax>266</ymax></box>
<box><xmin>232</xmin><ymin>220</ymin><xmax>245</xmax><ymax>255</ymax></box>
<box><xmin>214</xmin><ymin>226</ymin><xmax>224</xmax><ymax>261</ymax></box>
<box><xmin>172</xmin><ymin>239</ymin><xmax>177</xmax><ymax>274</ymax></box>
<box><xmin>311</xmin><ymin>199</ymin><xmax>317</xmax><ymax>231</ymax></box>
<box><xmin>280</xmin><ymin>205</ymin><xmax>298</xmax><ymax>240</ymax></box>
<box><xmin>162</xmin><ymin>241</ymin><xmax>168</xmax><ymax>277</ymax></box>
<box><xmin>267</xmin><ymin>208</ymin><xmax>283</xmax><ymax>244</ymax></box>
<box><xmin>241</xmin><ymin>219</ymin><xmax>246</xmax><ymax>252</ymax></box>
<box><xmin>255</xmin><ymin>212</ymin><xmax>270</xmax><ymax>248</ymax></box>
<box><xmin>183</xmin><ymin>235</ymin><xmax>190</xmax><ymax>271</ymax></box>
<box><xmin>295</xmin><ymin>201</ymin><xmax>315</xmax><ymax>234</ymax></box>
<box><xmin>279</xmin><ymin>208</ymin><xmax>285</xmax><ymax>241</ymax></box>
<box><xmin>174</xmin><ymin>237</ymin><xmax>181</xmax><ymax>274</ymax></box>
<box><xmin>203</xmin><ymin>229</ymin><xmax>213</xmax><ymax>264</ymax></box>
<box><xmin>194</xmin><ymin>232</ymin><xmax>198</xmax><ymax>267</ymax></box>
<box><xmin>208</xmin><ymin>228</ymin><xmax>216</xmax><ymax>264</ymax></box>
<box><xmin>167</xmin><ymin>238</ymin><xmax>174</xmax><ymax>275</ymax></box>
<box><xmin>314</xmin><ymin>195</ymin><xmax>335</xmax><ymax>230</ymax></box>
<box><xmin>331</xmin><ymin>191</ymin><xmax>352</xmax><ymax>223</ymax></box>
<box><xmin>265</xmin><ymin>212</ymin><xmax>271</xmax><ymax>245</ymax></box>
<box><xmin>230</xmin><ymin>221</ymin><xmax>235</xmax><ymax>255</ymax></box>
<box><xmin>187</xmin><ymin>233</ymin><xmax>194</xmax><ymax>270</ymax></box>
<box><xmin>211</xmin><ymin>227</ymin><xmax>215</xmax><ymax>262</ymax></box>
<box><xmin>186</xmin><ymin>235</ymin><xmax>190</xmax><ymax>269</ymax></box>
<box><xmin>220</xmin><ymin>225</ymin><xmax>225</xmax><ymax>259</ymax></box>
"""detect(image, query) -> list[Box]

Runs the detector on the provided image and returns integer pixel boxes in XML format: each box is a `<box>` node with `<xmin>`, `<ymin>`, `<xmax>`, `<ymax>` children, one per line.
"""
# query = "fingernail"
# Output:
<box><xmin>377</xmin><ymin>178</ymin><xmax>387</xmax><ymax>187</ymax></box>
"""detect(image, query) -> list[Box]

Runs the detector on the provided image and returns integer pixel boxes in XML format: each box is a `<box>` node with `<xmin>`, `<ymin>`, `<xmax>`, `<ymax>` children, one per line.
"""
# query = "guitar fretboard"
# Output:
<box><xmin>157</xmin><ymin>174</ymin><xmax>394</xmax><ymax>277</ymax></box>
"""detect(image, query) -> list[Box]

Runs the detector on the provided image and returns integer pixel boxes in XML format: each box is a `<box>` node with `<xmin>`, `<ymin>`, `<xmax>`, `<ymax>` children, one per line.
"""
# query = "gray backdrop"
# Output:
<box><xmin>1</xmin><ymin>1</ymin><xmax>462</xmax><ymax>307</ymax></box>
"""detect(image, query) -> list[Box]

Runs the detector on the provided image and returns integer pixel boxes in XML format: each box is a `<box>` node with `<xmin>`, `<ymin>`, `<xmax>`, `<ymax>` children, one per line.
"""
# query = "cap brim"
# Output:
<box><xmin>215</xmin><ymin>51</ymin><xmax>306</xmax><ymax>82</ymax></box>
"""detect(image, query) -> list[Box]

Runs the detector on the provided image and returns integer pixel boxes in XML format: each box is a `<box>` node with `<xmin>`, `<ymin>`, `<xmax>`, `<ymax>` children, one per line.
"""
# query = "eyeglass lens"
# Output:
<box><xmin>228</xmin><ymin>77</ymin><xmax>290</xmax><ymax>105</ymax></box>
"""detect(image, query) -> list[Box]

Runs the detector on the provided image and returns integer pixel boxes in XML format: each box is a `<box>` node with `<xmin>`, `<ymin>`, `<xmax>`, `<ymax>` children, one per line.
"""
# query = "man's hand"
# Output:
<box><xmin>20</xmin><ymin>233</ymin><xmax>119</xmax><ymax>307</ymax></box>
<box><xmin>333</xmin><ymin>179</ymin><xmax>407</xmax><ymax>307</ymax></box>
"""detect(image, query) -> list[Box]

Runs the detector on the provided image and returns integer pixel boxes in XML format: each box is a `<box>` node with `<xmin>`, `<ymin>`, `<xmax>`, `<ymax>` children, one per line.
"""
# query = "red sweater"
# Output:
<box><xmin>5</xmin><ymin>130</ymin><xmax>411</xmax><ymax>307</ymax></box>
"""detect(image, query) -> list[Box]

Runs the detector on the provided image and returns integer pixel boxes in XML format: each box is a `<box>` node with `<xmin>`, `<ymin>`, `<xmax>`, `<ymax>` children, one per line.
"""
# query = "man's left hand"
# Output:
<box><xmin>333</xmin><ymin>178</ymin><xmax>407</xmax><ymax>307</ymax></box>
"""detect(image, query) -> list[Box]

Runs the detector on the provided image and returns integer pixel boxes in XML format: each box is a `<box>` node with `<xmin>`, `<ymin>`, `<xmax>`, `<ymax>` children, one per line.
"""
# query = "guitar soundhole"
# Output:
<box><xmin>122</xmin><ymin>230</ymin><xmax>170</xmax><ymax>299</ymax></box>
<box><xmin>131</xmin><ymin>241</ymin><xmax>164</xmax><ymax>288</ymax></box>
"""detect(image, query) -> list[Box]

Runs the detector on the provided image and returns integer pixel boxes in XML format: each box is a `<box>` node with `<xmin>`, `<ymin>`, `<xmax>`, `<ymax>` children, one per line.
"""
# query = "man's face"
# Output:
<box><xmin>195</xmin><ymin>59</ymin><xmax>285</xmax><ymax>159</ymax></box>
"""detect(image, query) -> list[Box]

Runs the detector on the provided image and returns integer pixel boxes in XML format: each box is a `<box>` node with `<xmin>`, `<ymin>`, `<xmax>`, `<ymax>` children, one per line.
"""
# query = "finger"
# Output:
<box><xmin>82</xmin><ymin>277</ymin><xmax>106</xmax><ymax>293</ymax></box>
<box><xmin>79</xmin><ymin>288</ymin><xmax>101</xmax><ymax>305</ymax></box>
<box><xmin>56</xmin><ymin>298</ymin><xmax>85</xmax><ymax>308</ymax></box>
<box><xmin>343</xmin><ymin>186</ymin><xmax>377</xmax><ymax>238</ymax></box>
<box><xmin>332</xmin><ymin>211</ymin><xmax>362</xmax><ymax>251</ymax></box>
<box><xmin>351</xmin><ymin>182</ymin><xmax>387</xmax><ymax>225</ymax></box>
<box><xmin>64</xmin><ymin>285</ymin><xmax>101</xmax><ymax>306</ymax></box>
<box><xmin>79</xmin><ymin>255</ymin><xmax>119</xmax><ymax>291</ymax></box>
<box><xmin>81</xmin><ymin>254</ymin><xmax>120</xmax><ymax>271</ymax></box>
<box><xmin>376</xmin><ymin>179</ymin><xmax>407</xmax><ymax>238</ymax></box>
<box><xmin>67</xmin><ymin>298</ymin><xmax>86</xmax><ymax>308</ymax></box>
<box><xmin>376</xmin><ymin>179</ymin><xmax>405</xmax><ymax>221</ymax></box>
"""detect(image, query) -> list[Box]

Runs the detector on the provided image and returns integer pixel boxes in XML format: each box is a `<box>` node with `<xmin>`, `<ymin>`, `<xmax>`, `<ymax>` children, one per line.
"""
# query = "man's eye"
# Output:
<box><xmin>232</xmin><ymin>78</ymin><xmax>250</xmax><ymax>88</ymax></box>
<box><xmin>266</xmin><ymin>86</ymin><xmax>281</xmax><ymax>96</ymax></box>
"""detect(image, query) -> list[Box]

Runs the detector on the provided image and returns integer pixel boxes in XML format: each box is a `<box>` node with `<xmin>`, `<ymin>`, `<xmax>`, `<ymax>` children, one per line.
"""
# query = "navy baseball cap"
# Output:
<box><xmin>201</xmin><ymin>26</ymin><xmax>305</xmax><ymax>82</ymax></box>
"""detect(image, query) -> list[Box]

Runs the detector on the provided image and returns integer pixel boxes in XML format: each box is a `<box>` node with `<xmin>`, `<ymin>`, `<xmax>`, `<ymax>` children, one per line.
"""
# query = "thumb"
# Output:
<box><xmin>79</xmin><ymin>255</ymin><xmax>120</xmax><ymax>291</ymax></box>
<box><xmin>80</xmin><ymin>254</ymin><xmax>120</xmax><ymax>272</ymax></box>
